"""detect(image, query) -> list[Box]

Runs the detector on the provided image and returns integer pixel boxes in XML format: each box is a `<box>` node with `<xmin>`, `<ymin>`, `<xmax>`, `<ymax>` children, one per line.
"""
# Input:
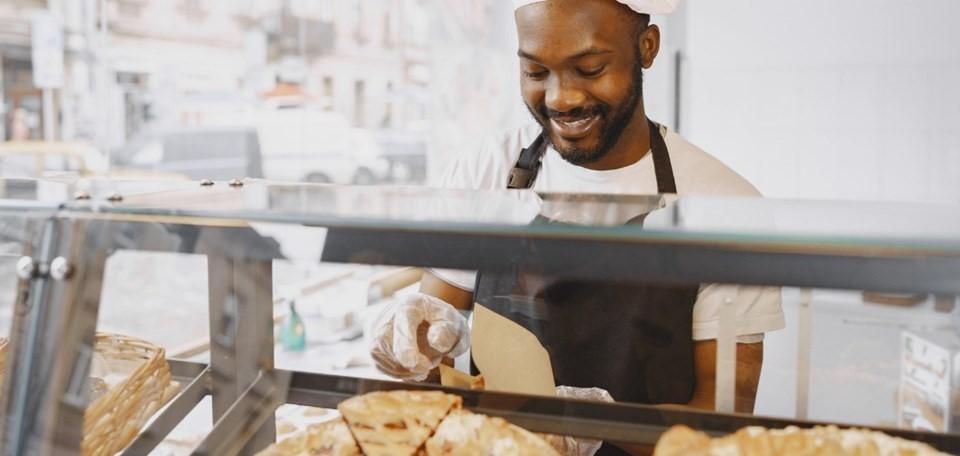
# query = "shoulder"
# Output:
<box><xmin>437</xmin><ymin>123</ymin><xmax>542</xmax><ymax>190</ymax></box>
<box><xmin>664</xmin><ymin>129</ymin><xmax>762</xmax><ymax>197</ymax></box>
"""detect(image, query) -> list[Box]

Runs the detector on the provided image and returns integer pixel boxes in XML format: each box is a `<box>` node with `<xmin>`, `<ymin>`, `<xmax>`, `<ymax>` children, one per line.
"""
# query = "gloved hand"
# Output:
<box><xmin>369</xmin><ymin>292</ymin><xmax>470</xmax><ymax>381</ymax></box>
<box><xmin>543</xmin><ymin>386</ymin><xmax>615</xmax><ymax>456</ymax></box>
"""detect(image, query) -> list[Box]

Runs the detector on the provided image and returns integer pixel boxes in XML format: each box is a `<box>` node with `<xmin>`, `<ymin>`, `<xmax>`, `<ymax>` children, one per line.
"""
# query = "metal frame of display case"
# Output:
<box><xmin>0</xmin><ymin>184</ymin><xmax>958</xmax><ymax>454</ymax></box>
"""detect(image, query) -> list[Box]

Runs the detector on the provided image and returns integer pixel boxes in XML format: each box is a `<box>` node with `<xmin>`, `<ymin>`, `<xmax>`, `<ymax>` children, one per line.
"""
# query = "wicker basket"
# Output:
<box><xmin>0</xmin><ymin>333</ymin><xmax>180</xmax><ymax>456</ymax></box>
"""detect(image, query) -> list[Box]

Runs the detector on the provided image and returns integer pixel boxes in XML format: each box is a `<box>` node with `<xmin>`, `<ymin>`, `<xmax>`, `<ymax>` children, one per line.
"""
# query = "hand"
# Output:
<box><xmin>543</xmin><ymin>386</ymin><xmax>615</xmax><ymax>456</ymax></box>
<box><xmin>369</xmin><ymin>292</ymin><xmax>470</xmax><ymax>381</ymax></box>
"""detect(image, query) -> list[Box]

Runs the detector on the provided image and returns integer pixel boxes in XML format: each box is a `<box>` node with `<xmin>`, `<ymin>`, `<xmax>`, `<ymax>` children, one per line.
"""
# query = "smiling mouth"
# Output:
<box><xmin>549</xmin><ymin>114</ymin><xmax>600</xmax><ymax>140</ymax></box>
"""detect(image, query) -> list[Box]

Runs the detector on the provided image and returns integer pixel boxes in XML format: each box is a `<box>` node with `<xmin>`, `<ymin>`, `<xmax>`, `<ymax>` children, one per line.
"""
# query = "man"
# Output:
<box><xmin>372</xmin><ymin>0</ymin><xmax>784</xmax><ymax>453</ymax></box>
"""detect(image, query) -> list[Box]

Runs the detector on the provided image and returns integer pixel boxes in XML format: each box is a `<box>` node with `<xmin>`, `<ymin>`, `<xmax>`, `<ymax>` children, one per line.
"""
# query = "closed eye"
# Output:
<box><xmin>577</xmin><ymin>66</ymin><xmax>606</xmax><ymax>78</ymax></box>
<box><xmin>523</xmin><ymin>70</ymin><xmax>549</xmax><ymax>80</ymax></box>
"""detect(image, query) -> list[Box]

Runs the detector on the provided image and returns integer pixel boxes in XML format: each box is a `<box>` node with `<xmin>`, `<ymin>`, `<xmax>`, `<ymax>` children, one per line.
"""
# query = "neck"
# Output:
<box><xmin>581</xmin><ymin>105</ymin><xmax>650</xmax><ymax>171</ymax></box>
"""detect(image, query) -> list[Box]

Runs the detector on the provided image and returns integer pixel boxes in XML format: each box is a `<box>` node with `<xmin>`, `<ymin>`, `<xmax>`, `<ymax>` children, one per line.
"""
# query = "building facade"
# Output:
<box><xmin>0</xmin><ymin>0</ymin><xmax>48</xmax><ymax>141</ymax></box>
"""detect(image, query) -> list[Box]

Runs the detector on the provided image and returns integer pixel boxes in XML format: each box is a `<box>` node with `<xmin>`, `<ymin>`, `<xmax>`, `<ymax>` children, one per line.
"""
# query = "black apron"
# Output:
<box><xmin>474</xmin><ymin>120</ymin><xmax>699</xmax><ymax>455</ymax></box>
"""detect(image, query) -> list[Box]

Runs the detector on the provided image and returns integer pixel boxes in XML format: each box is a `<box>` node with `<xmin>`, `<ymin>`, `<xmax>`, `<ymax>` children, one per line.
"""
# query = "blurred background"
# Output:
<box><xmin>0</xmin><ymin>1</ymin><xmax>958</xmax><ymax>451</ymax></box>
<box><xmin>1</xmin><ymin>0</ymin><xmax>958</xmax><ymax>201</ymax></box>
<box><xmin>0</xmin><ymin>0</ymin><xmax>525</xmax><ymax>187</ymax></box>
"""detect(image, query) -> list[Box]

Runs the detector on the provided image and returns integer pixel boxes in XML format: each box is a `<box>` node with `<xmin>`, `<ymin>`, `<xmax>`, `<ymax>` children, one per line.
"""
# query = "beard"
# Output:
<box><xmin>525</xmin><ymin>62</ymin><xmax>644</xmax><ymax>166</ymax></box>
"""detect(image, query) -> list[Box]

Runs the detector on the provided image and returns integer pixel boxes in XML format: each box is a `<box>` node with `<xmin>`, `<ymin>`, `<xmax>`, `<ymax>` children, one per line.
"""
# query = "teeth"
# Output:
<box><xmin>557</xmin><ymin>116</ymin><xmax>593</xmax><ymax>127</ymax></box>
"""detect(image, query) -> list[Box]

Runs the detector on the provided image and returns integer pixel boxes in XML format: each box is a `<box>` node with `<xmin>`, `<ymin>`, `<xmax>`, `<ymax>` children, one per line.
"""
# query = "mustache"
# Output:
<box><xmin>537</xmin><ymin>104</ymin><xmax>609</xmax><ymax>121</ymax></box>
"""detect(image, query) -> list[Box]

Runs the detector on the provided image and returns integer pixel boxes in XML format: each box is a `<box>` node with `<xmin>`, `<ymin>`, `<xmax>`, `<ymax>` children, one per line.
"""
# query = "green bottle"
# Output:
<box><xmin>280</xmin><ymin>299</ymin><xmax>306</xmax><ymax>351</ymax></box>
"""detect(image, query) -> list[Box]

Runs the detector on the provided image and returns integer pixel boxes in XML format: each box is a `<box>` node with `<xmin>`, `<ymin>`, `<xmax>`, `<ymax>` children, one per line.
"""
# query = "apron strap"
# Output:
<box><xmin>648</xmin><ymin>120</ymin><xmax>677</xmax><ymax>194</ymax></box>
<box><xmin>508</xmin><ymin>119</ymin><xmax>678</xmax><ymax>194</ymax></box>
<box><xmin>507</xmin><ymin>133</ymin><xmax>547</xmax><ymax>189</ymax></box>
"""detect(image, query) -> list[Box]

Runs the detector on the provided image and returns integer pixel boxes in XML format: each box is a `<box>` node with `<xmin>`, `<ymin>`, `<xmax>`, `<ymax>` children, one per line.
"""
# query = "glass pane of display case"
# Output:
<box><xmin>3</xmin><ymin>183</ymin><xmax>958</xmax><ymax>454</ymax></box>
<box><xmin>761</xmin><ymin>288</ymin><xmax>958</xmax><ymax>430</ymax></box>
<box><xmin>0</xmin><ymin>179</ymin><xmax>65</xmax><ymax>339</ymax></box>
<box><xmin>0</xmin><ymin>179</ymin><xmax>70</xmax><ymax>454</ymax></box>
<box><xmin>65</xmin><ymin>180</ymin><xmax>960</xmax><ymax>255</ymax></box>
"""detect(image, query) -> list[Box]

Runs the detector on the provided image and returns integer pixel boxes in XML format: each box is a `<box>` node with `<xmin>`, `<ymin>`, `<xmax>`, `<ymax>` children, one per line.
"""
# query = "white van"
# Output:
<box><xmin>254</xmin><ymin>108</ymin><xmax>390</xmax><ymax>184</ymax></box>
<box><xmin>123</xmin><ymin>108</ymin><xmax>390</xmax><ymax>185</ymax></box>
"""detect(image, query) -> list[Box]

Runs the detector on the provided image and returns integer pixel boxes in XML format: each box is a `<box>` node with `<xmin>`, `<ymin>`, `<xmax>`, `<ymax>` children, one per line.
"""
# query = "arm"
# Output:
<box><xmin>609</xmin><ymin>341</ymin><xmax>765</xmax><ymax>455</ymax></box>
<box><xmin>417</xmin><ymin>271</ymin><xmax>474</xmax><ymax>381</ymax></box>
<box><xmin>369</xmin><ymin>271</ymin><xmax>473</xmax><ymax>382</ymax></box>
<box><xmin>420</xmin><ymin>270</ymin><xmax>474</xmax><ymax>311</ymax></box>
<box><xmin>422</xmin><ymin>272</ymin><xmax>765</xmax><ymax>447</ymax></box>
<box><xmin>686</xmin><ymin>340</ymin><xmax>764</xmax><ymax>413</ymax></box>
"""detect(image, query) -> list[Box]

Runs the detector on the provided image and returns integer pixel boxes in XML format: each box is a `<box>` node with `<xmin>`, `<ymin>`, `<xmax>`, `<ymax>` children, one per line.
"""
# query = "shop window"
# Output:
<box><xmin>178</xmin><ymin>0</ymin><xmax>209</xmax><ymax>22</ymax></box>
<box><xmin>322</xmin><ymin>76</ymin><xmax>334</xmax><ymax>110</ymax></box>
<box><xmin>353</xmin><ymin>1</ymin><xmax>368</xmax><ymax>46</ymax></box>
<box><xmin>383</xmin><ymin>12</ymin><xmax>393</xmax><ymax>49</ymax></box>
<box><xmin>115</xmin><ymin>0</ymin><xmax>146</xmax><ymax>18</ymax></box>
<box><xmin>382</xmin><ymin>81</ymin><xmax>394</xmax><ymax>128</ymax></box>
<box><xmin>354</xmin><ymin>80</ymin><xmax>366</xmax><ymax>126</ymax></box>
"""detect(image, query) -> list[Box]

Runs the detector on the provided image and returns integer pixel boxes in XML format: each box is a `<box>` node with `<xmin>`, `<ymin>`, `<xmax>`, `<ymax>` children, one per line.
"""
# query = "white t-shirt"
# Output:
<box><xmin>432</xmin><ymin>123</ymin><xmax>785</xmax><ymax>343</ymax></box>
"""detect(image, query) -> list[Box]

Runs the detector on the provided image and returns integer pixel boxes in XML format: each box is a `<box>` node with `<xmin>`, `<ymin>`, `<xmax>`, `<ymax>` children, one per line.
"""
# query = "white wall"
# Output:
<box><xmin>681</xmin><ymin>0</ymin><xmax>960</xmax><ymax>202</ymax></box>
<box><xmin>637</xmin><ymin>10</ymin><xmax>683</xmax><ymax>130</ymax></box>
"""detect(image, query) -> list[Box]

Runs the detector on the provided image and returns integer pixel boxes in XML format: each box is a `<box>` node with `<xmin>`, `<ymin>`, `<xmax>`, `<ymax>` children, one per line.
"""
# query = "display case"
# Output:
<box><xmin>0</xmin><ymin>179</ymin><xmax>66</xmax><ymax>340</ymax></box>
<box><xmin>0</xmin><ymin>178</ymin><xmax>957</xmax><ymax>455</ymax></box>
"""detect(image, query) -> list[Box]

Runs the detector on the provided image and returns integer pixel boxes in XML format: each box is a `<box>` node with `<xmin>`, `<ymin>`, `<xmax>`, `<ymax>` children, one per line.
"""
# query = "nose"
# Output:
<box><xmin>545</xmin><ymin>76</ymin><xmax>587</xmax><ymax>115</ymax></box>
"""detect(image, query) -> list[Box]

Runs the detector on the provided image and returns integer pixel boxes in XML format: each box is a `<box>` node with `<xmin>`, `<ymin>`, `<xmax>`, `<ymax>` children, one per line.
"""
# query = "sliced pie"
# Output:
<box><xmin>651</xmin><ymin>425</ymin><xmax>712</xmax><ymax>456</ymax></box>
<box><xmin>425</xmin><ymin>410</ymin><xmax>560</xmax><ymax>456</ymax></box>
<box><xmin>337</xmin><ymin>390</ymin><xmax>462</xmax><ymax>456</ymax></box>
<box><xmin>256</xmin><ymin>418</ymin><xmax>360</xmax><ymax>456</ymax></box>
<box><xmin>653</xmin><ymin>424</ymin><xmax>948</xmax><ymax>456</ymax></box>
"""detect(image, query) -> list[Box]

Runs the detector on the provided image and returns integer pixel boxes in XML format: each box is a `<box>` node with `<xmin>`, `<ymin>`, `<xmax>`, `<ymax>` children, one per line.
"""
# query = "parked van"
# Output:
<box><xmin>120</xmin><ymin>109</ymin><xmax>390</xmax><ymax>185</ymax></box>
<box><xmin>254</xmin><ymin>108</ymin><xmax>389</xmax><ymax>184</ymax></box>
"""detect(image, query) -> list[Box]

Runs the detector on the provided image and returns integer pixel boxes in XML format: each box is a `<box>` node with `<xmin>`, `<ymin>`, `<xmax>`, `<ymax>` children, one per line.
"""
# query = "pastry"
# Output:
<box><xmin>337</xmin><ymin>391</ymin><xmax>462</xmax><ymax>456</ymax></box>
<box><xmin>257</xmin><ymin>418</ymin><xmax>360</xmax><ymax>456</ymax></box>
<box><xmin>425</xmin><ymin>410</ymin><xmax>560</xmax><ymax>456</ymax></box>
<box><xmin>258</xmin><ymin>391</ymin><xmax>561</xmax><ymax>456</ymax></box>
<box><xmin>653</xmin><ymin>424</ymin><xmax>948</xmax><ymax>456</ymax></box>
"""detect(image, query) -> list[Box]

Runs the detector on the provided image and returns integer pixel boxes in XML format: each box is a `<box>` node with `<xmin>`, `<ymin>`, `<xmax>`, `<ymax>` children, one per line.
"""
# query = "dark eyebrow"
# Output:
<box><xmin>517</xmin><ymin>47</ymin><xmax>613</xmax><ymax>63</ymax></box>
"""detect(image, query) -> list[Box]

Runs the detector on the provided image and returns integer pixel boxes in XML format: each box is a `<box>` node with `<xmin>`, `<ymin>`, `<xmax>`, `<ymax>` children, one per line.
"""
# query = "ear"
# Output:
<box><xmin>638</xmin><ymin>24</ymin><xmax>661</xmax><ymax>69</ymax></box>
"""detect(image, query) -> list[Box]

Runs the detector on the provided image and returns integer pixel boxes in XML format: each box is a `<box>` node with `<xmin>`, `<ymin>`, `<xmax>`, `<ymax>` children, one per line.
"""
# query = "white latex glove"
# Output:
<box><xmin>369</xmin><ymin>292</ymin><xmax>470</xmax><ymax>381</ymax></box>
<box><xmin>543</xmin><ymin>386</ymin><xmax>615</xmax><ymax>456</ymax></box>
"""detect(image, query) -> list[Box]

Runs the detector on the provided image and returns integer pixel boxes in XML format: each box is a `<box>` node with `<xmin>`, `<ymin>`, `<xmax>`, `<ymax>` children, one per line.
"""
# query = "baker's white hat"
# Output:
<box><xmin>514</xmin><ymin>0</ymin><xmax>678</xmax><ymax>15</ymax></box>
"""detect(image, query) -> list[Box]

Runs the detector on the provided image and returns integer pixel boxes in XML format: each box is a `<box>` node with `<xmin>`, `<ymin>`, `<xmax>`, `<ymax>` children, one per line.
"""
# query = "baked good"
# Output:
<box><xmin>257</xmin><ymin>418</ymin><xmax>360</xmax><ymax>456</ymax></box>
<box><xmin>653</xmin><ymin>424</ymin><xmax>948</xmax><ymax>456</ymax></box>
<box><xmin>337</xmin><ymin>391</ymin><xmax>462</xmax><ymax>456</ymax></box>
<box><xmin>425</xmin><ymin>410</ymin><xmax>560</xmax><ymax>456</ymax></box>
<box><xmin>257</xmin><ymin>390</ymin><xmax>563</xmax><ymax>455</ymax></box>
